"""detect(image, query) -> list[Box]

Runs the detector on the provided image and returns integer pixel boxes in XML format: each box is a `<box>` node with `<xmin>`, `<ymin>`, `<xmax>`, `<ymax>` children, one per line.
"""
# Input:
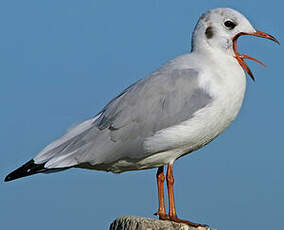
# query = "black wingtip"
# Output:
<box><xmin>4</xmin><ymin>175</ymin><xmax>13</xmax><ymax>182</ymax></box>
<box><xmin>4</xmin><ymin>159</ymin><xmax>46</xmax><ymax>182</ymax></box>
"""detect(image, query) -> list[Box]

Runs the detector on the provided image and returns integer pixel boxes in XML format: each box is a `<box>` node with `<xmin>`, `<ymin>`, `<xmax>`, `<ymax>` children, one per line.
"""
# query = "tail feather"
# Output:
<box><xmin>4</xmin><ymin>159</ymin><xmax>59</xmax><ymax>182</ymax></box>
<box><xmin>4</xmin><ymin>118</ymin><xmax>99</xmax><ymax>182</ymax></box>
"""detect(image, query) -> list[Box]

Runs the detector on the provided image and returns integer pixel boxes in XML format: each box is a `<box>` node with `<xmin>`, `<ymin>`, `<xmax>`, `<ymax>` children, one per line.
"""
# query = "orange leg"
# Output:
<box><xmin>154</xmin><ymin>166</ymin><xmax>169</xmax><ymax>220</ymax></box>
<box><xmin>166</xmin><ymin>164</ymin><xmax>177</xmax><ymax>218</ymax></box>
<box><xmin>166</xmin><ymin>164</ymin><xmax>207</xmax><ymax>227</ymax></box>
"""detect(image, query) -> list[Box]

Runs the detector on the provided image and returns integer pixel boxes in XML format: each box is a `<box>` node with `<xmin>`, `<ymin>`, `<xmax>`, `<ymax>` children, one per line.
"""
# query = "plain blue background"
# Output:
<box><xmin>1</xmin><ymin>1</ymin><xmax>283</xmax><ymax>229</ymax></box>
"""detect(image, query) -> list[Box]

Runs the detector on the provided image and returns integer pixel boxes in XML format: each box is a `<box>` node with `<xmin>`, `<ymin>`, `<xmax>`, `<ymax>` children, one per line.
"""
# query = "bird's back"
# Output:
<box><xmin>34</xmin><ymin>54</ymin><xmax>216</xmax><ymax>172</ymax></box>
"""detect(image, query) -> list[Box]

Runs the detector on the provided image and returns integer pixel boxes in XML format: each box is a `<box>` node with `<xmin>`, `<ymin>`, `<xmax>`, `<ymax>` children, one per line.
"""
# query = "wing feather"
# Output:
<box><xmin>34</xmin><ymin>67</ymin><xmax>213</xmax><ymax>168</ymax></box>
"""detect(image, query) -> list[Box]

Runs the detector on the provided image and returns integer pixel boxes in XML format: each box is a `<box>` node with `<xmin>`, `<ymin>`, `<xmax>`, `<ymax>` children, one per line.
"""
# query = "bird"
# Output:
<box><xmin>5</xmin><ymin>8</ymin><xmax>279</xmax><ymax>227</ymax></box>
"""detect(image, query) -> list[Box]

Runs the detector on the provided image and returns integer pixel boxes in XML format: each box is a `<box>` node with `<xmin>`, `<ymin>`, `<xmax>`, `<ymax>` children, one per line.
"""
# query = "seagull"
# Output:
<box><xmin>5</xmin><ymin>8</ymin><xmax>278</xmax><ymax>227</ymax></box>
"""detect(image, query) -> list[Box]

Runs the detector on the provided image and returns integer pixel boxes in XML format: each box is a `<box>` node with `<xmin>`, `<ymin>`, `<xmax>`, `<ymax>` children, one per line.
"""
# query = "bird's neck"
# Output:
<box><xmin>191</xmin><ymin>29</ymin><xmax>235</xmax><ymax>58</ymax></box>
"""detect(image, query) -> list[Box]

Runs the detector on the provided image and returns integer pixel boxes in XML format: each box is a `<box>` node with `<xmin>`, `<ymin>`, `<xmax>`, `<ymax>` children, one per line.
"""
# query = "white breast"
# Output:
<box><xmin>108</xmin><ymin>53</ymin><xmax>247</xmax><ymax>173</ymax></box>
<box><xmin>140</xmin><ymin>53</ymin><xmax>246</xmax><ymax>167</ymax></box>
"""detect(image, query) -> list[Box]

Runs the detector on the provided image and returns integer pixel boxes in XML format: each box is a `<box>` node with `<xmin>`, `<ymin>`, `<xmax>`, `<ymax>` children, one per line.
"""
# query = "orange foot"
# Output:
<box><xmin>168</xmin><ymin>215</ymin><xmax>208</xmax><ymax>228</ymax></box>
<box><xmin>154</xmin><ymin>211</ymin><xmax>169</xmax><ymax>220</ymax></box>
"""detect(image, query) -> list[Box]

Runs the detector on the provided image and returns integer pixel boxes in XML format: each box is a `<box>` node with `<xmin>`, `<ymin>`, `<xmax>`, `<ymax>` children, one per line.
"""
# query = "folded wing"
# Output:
<box><xmin>34</xmin><ymin>67</ymin><xmax>212</xmax><ymax>169</ymax></box>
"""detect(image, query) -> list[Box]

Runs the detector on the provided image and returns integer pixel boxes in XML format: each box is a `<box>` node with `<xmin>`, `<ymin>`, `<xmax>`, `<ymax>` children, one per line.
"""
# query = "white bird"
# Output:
<box><xmin>5</xmin><ymin>8</ymin><xmax>278</xmax><ymax>227</ymax></box>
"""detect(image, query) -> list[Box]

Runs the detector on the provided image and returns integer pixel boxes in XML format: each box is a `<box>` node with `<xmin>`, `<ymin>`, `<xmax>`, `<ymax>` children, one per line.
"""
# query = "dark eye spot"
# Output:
<box><xmin>205</xmin><ymin>26</ymin><xmax>214</xmax><ymax>39</ymax></box>
<box><xmin>224</xmin><ymin>20</ymin><xmax>236</xmax><ymax>30</ymax></box>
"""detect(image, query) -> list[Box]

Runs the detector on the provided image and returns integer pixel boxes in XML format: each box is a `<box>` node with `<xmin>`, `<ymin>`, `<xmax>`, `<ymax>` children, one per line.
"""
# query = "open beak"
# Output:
<box><xmin>232</xmin><ymin>30</ymin><xmax>279</xmax><ymax>81</ymax></box>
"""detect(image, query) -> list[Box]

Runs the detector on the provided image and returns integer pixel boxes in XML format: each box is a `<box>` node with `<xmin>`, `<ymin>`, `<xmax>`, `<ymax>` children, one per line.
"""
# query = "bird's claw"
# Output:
<box><xmin>154</xmin><ymin>211</ymin><xmax>170</xmax><ymax>220</ymax></box>
<box><xmin>163</xmin><ymin>215</ymin><xmax>208</xmax><ymax>228</ymax></box>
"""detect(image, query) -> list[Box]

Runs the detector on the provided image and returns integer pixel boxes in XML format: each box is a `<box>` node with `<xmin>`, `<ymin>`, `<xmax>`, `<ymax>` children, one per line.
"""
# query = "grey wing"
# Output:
<box><xmin>34</xmin><ymin>68</ymin><xmax>212</xmax><ymax>169</ymax></box>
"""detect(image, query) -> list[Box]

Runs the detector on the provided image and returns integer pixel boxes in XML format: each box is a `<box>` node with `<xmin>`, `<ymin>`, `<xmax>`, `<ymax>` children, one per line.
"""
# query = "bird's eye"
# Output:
<box><xmin>224</xmin><ymin>20</ymin><xmax>236</xmax><ymax>30</ymax></box>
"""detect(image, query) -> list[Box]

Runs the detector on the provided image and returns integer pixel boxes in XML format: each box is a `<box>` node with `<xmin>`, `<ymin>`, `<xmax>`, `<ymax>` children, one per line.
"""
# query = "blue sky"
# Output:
<box><xmin>1</xmin><ymin>1</ymin><xmax>283</xmax><ymax>229</ymax></box>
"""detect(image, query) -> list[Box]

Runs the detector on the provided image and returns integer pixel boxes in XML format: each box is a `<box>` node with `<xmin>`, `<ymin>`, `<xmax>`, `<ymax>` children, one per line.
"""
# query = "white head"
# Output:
<box><xmin>192</xmin><ymin>8</ymin><xmax>279</xmax><ymax>80</ymax></box>
<box><xmin>192</xmin><ymin>8</ymin><xmax>254</xmax><ymax>53</ymax></box>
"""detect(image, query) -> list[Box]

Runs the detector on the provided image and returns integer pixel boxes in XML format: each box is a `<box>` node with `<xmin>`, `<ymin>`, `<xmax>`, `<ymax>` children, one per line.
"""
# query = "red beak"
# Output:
<box><xmin>232</xmin><ymin>30</ymin><xmax>279</xmax><ymax>81</ymax></box>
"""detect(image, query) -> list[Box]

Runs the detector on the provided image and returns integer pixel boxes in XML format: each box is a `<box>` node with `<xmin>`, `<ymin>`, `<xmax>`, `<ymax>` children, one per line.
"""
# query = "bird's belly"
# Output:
<box><xmin>92</xmin><ymin>72</ymin><xmax>246</xmax><ymax>173</ymax></box>
<box><xmin>137</xmin><ymin>77</ymin><xmax>246</xmax><ymax>170</ymax></box>
<box><xmin>98</xmin><ymin>92</ymin><xmax>245</xmax><ymax>173</ymax></box>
